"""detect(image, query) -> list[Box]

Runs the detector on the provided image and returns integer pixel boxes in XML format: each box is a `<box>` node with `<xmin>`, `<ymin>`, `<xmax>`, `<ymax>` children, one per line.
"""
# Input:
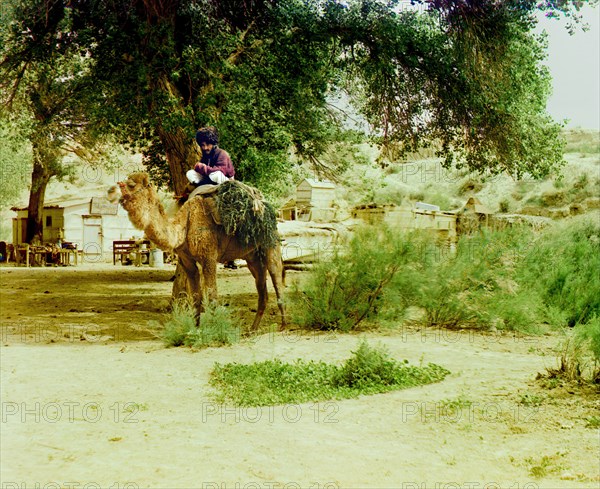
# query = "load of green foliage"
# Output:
<box><xmin>214</xmin><ymin>180</ymin><xmax>279</xmax><ymax>250</ymax></box>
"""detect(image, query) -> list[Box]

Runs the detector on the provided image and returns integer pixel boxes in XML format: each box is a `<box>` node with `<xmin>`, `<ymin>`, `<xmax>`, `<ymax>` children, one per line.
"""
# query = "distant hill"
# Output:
<box><xmin>331</xmin><ymin>129</ymin><xmax>599</xmax><ymax>220</ymax></box>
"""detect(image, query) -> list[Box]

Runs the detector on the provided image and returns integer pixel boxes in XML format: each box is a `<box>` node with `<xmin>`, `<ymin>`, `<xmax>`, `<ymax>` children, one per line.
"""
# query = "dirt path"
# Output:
<box><xmin>1</xmin><ymin>266</ymin><xmax>598</xmax><ymax>488</ymax></box>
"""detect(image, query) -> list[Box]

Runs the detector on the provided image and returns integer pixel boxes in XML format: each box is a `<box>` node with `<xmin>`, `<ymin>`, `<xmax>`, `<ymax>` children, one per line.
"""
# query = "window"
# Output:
<box><xmin>46</xmin><ymin>216</ymin><xmax>52</xmax><ymax>227</ymax></box>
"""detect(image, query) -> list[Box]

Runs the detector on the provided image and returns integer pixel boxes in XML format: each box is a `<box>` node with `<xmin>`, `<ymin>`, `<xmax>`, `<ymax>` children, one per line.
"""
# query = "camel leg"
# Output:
<box><xmin>246</xmin><ymin>256</ymin><xmax>268</xmax><ymax>330</ymax></box>
<box><xmin>266</xmin><ymin>246</ymin><xmax>286</xmax><ymax>330</ymax></box>
<box><xmin>199</xmin><ymin>258</ymin><xmax>218</xmax><ymax>304</ymax></box>
<box><xmin>178</xmin><ymin>255</ymin><xmax>202</xmax><ymax>318</ymax></box>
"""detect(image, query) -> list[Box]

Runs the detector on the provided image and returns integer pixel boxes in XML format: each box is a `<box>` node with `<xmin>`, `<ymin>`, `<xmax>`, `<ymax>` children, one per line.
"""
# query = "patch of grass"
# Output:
<box><xmin>209</xmin><ymin>340</ymin><xmax>450</xmax><ymax>406</ymax></box>
<box><xmin>439</xmin><ymin>395</ymin><xmax>473</xmax><ymax>411</ymax></box>
<box><xmin>524</xmin><ymin>452</ymin><xmax>568</xmax><ymax>479</ymax></box>
<box><xmin>585</xmin><ymin>416</ymin><xmax>600</xmax><ymax>429</ymax></box>
<box><xmin>157</xmin><ymin>297</ymin><xmax>240</xmax><ymax>349</ymax></box>
<box><xmin>420</xmin><ymin>395</ymin><xmax>474</xmax><ymax>422</ymax></box>
<box><xmin>519</xmin><ymin>393</ymin><xmax>545</xmax><ymax>407</ymax></box>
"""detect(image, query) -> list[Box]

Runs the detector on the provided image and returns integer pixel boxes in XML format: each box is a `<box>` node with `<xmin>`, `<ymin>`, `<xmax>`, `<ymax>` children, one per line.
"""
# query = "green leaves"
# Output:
<box><xmin>3</xmin><ymin>0</ymin><xmax>580</xmax><ymax>191</ymax></box>
<box><xmin>210</xmin><ymin>340</ymin><xmax>450</xmax><ymax>406</ymax></box>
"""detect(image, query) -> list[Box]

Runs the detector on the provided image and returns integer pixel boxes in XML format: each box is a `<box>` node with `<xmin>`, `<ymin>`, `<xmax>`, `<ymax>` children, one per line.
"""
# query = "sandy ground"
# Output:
<box><xmin>0</xmin><ymin>265</ymin><xmax>599</xmax><ymax>489</ymax></box>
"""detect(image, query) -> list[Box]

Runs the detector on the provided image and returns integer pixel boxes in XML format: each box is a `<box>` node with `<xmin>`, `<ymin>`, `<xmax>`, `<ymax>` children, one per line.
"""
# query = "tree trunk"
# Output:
<box><xmin>153</xmin><ymin>74</ymin><xmax>199</xmax><ymax>195</ymax></box>
<box><xmin>25</xmin><ymin>147</ymin><xmax>54</xmax><ymax>244</ymax></box>
<box><xmin>152</xmin><ymin>75</ymin><xmax>204</xmax><ymax>301</ymax></box>
<box><xmin>158</xmin><ymin>126</ymin><xmax>199</xmax><ymax>194</ymax></box>
<box><xmin>155</xmin><ymin>121</ymin><xmax>201</xmax><ymax>302</ymax></box>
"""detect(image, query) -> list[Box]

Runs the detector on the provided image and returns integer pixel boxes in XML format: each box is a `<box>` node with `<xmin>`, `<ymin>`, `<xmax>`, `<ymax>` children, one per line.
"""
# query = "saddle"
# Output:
<box><xmin>188</xmin><ymin>184</ymin><xmax>220</xmax><ymax>199</ymax></box>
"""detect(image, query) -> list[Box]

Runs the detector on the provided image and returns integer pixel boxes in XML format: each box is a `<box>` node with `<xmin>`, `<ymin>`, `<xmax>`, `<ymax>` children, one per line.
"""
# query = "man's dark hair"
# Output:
<box><xmin>196</xmin><ymin>126</ymin><xmax>219</xmax><ymax>146</ymax></box>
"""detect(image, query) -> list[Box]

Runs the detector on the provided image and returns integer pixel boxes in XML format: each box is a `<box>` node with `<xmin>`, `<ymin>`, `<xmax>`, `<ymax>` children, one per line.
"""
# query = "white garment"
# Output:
<box><xmin>186</xmin><ymin>169</ymin><xmax>231</xmax><ymax>185</ymax></box>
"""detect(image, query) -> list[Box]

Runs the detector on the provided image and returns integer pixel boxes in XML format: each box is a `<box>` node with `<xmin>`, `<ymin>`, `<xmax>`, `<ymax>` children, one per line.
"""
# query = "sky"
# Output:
<box><xmin>537</xmin><ymin>4</ymin><xmax>600</xmax><ymax>129</ymax></box>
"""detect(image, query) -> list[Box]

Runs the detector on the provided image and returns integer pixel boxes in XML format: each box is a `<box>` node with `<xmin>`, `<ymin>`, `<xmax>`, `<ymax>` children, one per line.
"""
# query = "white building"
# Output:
<box><xmin>12</xmin><ymin>196</ymin><xmax>144</xmax><ymax>260</ymax></box>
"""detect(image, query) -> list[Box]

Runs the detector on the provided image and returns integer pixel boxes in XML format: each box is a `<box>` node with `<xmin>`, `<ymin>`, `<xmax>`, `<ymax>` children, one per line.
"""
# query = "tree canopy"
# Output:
<box><xmin>1</xmin><ymin>0</ymin><xmax>592</xmax><ymax>197</ymax></box>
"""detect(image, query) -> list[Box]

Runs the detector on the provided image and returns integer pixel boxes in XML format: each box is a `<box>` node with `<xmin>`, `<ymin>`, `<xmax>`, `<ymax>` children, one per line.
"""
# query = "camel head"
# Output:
<box><xmin>108</xmin><ymin>172</ymin><xmax>163</xmax><ymax>230</ymax></box>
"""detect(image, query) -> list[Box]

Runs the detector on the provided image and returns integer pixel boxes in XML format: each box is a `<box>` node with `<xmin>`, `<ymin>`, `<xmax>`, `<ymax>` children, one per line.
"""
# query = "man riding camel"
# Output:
<box><xmin>185</xmin><ymin>126</ymin><xmax>239</xmax><ymax>269</ymax></box>
<box><xmin>186</xmin><ymin>126</ymin><xmax>235</xmax><ymax>187</ymax></box>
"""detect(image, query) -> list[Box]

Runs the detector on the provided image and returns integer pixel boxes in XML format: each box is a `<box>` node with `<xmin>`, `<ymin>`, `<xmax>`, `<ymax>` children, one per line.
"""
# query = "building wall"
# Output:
<box><xmin>296</xmin><ymin>180</ymin><xmax>336</xmax><ymax>208</ymax></box>
<box><xmin>352</xmin><ymin>205</ymin><xmax>457</xmax><ymax>241</ymax></box>
<box><xmin>12</xmin><ymin>202</ymin><xmax>144</xmax><ymax>260</ymax></box>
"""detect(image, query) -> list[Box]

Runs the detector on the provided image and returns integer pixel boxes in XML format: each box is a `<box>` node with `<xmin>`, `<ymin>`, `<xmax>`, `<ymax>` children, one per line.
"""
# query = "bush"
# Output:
<box><xmin>158</xmin><ymin>297</ymin><xmax>240</xmax><ymax>349</ymax></box>
<box><xmin>545</xmin><ymin>321</ymin><xmax>600</xmax><ymax>384</ymax></box>
<box><xmin>292</xmin><ymin>225</ymin><xmax>421</xmax><ymax>331</ymax></box>
<box><xmin>520</xmin><ymin>215</ymin><xmax>600</xmax><ymax>327</ymax></box>
<box><xmin>563</xmin><ymin>316</ymin><xmax>600</xmax><ymax>383</ymax></box>
<box><xmin>294</xmin><ymin>215</ymin><xmax>598</xmax><ymax>343</ymax></box>
<box><xmin>332</xmin><ymin>340</ymin><xmax>404</xmax><ymax>388</ymax></box>
<box><xmin>295</xmin><ymin>224</ymin><xmax>548</xmax><ymax>333</ymax></box>
<box><xmin>579</xmin><ymin>316</ymin><xmax>600</xmax><ymax>364</ymax></box>
<box><xmin>458</xmin><ymin>178</ymin><xmax>484</xmax><ymax>196</ymax></box>
<box><xmin>332</xmin><ymin>340</ymin><xmax>449</xmax><ymax>391</ymax></box>
<box><xmin>408</xmin><ymin>227</ymin><xmax>543</xmax><ymax>332</ymax></box>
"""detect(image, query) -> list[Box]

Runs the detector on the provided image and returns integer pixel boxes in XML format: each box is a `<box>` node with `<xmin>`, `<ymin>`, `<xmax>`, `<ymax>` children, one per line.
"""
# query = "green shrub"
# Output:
<box><xmin>294</xmin><ymin>216</ymin><xmax>598</xmax><ymax>342</ymax></box>
<box><xmin>158</xmin><ymin>298</ymin><xmax>240</xmax><ymax>348</ymax></box>
<box><xmin>332</xmin><ymin>340</ymin><xmax>405</xmax><ymax>388</ymax></box>
<box><xmin>292</xmin><ymin>225</ymin><xmax>420</xmax><ymax>331</ymax></box>
<box><xmin>569</xmin><ymin>316</ymin><xmax>600</xmax><ymax>382</ymax></box>
<box><xmin>458</xmin><ymin>178</ymin><xmax>484</xmax><ymax>196</ymax></box>
<box><xmin>483</xmin><ymin>291</ymin><xmax>545</xmax><ymax>334</ymax></box>
<box><xmin>209</xmin><ymin>340</ymin><xmax>450</xmax><ymax>406</ymax></box>
<box><xmin>332</xmin><ymin>340</ymin><xmax>449</xmax><ymax>391</ymax></box>
<box><xmin>546</xmin><ymin>327</ymin><xmax>600</xmax><ymax>384</ymax></box>
<box><xmin>540</xmin><ymin>190</ymin><xmax>566</xmax><ymax>207</ymax></box>
<box><xmin>578</xmin><ymin>316</ymin><xmax>600</xmax><ymax>363</ymax></box>
<box><xmin>158</xmin><ymin>299</ymin><xmax>198</xmax><ymax>347</ymax></box>
<box><xmin>410</xmin><ymin>228</ymin><xmax>542</xmax><ymax>332</ymax></box>
<box><xmin>520</xmin><ymin>216</ymin><xmax>600</xmax><ymax>327</ymax></box>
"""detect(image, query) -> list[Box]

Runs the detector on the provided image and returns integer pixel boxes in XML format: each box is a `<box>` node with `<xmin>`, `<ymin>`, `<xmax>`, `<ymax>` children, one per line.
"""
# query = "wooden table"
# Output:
<box><xmin>57</xmin><ymin>249</ymin><xmax>81</xmax><ymax>266</ymax></box>
<box><xmin>15</xmin><ymin>246</ymin><xmax>81</xmax><ymax>267</ymax></box>
<box><xmin>113</xmin><ymin>240</ymin><xmax>150</xmax><ymax>266</ymax></box>
<box><xmin>15</xmin><ymin>246</ymin><xmax>47</xmax><ymax>267</ymax></box>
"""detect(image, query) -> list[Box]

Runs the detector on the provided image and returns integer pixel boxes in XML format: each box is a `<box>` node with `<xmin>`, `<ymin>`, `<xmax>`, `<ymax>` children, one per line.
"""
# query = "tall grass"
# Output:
<box><xmin>157</xmin><ymin>297</ymin><xmax>240</xmax><ymax>349</ymax></box>
<box><xmin>292</xmin><ymin>225</ymin><xmax>424</xmax><ymax>331</ymax></box>
<box><xmin>519</xmin><ymin>216</ymin><xmax>600</xmax><ymax>327</ymax></box>
<box><xmin>294</xmin><ymin>216</ymin><xmax>599</xmax><ymax>340</ymax></box>
<box><xmin>546</xmin><ymin>317</ymin><xmax>600</xmax><ymax>383</ymax></box>
<box><xmin>405</xmin><ymin>227</ymin><xmax>545</xmax><ymax>332</ymax></box>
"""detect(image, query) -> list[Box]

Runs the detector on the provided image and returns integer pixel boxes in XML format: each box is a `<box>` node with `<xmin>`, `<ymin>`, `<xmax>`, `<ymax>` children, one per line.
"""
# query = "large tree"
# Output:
<box><xmin>4</xmin><ymin>0</ymin><xmax>585</xmax><ymax>198</ymax></box>
<box><xmin>0</xmin><ymin>1</ymin><xmax>117</xmax><ymax>243</ymax></box>
<box><xmin>2</xmin><ymin>0</ymin><xmax>592</xmax><ymax>246</ymax></box>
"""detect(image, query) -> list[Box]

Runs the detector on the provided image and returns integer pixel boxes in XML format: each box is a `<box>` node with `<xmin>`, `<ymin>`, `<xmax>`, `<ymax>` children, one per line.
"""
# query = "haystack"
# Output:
<box><xmin>214</xmin><ymin>181</ymin><xmax>279</xmax><ymax>249</ymax></box>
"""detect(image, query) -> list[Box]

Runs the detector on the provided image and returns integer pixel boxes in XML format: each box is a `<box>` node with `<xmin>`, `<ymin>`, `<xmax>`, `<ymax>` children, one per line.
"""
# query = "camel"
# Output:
<box><xmin>111</xmin><ymin>172</ymin><xmax>285</xmax><ymax>330</ymax></box>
